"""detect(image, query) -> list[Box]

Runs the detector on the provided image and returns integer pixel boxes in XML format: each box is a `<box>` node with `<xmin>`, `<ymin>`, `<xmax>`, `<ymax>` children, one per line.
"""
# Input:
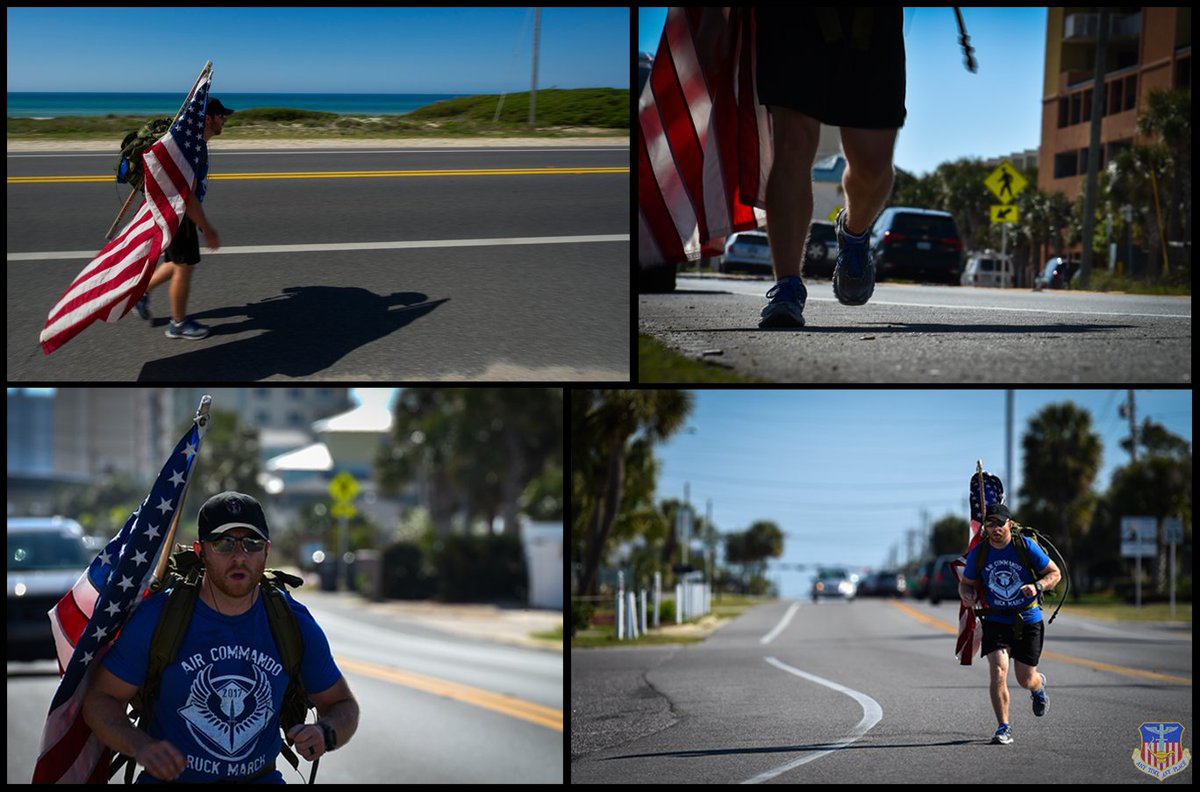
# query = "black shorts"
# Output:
<box><xmin>164</xmin><ymin>216</ymin><xmax>201</xmax><ymax>266</ymax></box>
<box><xmin>981</xmin><ymin>618</ymin><xmax>1044</xmax><ymax>666</ymax></box>
<box><xmin>755</xmin><ymin>7</ymin><xmax>906</xmax><ymax>129</ymax></box>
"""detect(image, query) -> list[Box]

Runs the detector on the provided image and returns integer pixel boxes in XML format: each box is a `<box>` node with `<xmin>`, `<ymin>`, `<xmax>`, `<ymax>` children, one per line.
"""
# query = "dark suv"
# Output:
<box><xmin>870</xmin><ymin>207</ymin><xmax>964</xmax><ymax>284</ymax></box>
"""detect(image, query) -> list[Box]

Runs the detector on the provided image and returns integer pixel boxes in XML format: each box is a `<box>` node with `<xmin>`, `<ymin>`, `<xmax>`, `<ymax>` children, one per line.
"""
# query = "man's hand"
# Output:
<box><xmin>286</xmin><ymin>723</ymin><xmax>327</xmax><ymax>762</ymax></box>
<box><xmin>959</xmin><ymin>586</ymin><xmax>977</xmax><ymax>606</ymax></box>
<box><xmin>204</xmin><ymin>226</ymin><xmax>221</xmax><ymax>251</ymax></box>
<box><xmin>135</xmin><ymin>739</ymin><xmax>186</xmax><ymax>781</ymax></box>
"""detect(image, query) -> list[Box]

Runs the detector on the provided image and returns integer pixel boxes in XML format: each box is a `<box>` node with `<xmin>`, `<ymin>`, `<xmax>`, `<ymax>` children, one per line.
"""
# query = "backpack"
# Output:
<box><xmin>108</xmin><ymin>545</ymin><xmax>320</xmax><ymax>784</ymax></box>
<box><xmin>115</xmin><ymin>117</ymin><xmax>171</xmax><ymax>191</ymax></box>
<box><xmin>972</xmin><ymin>523</ymin><xmax>1069</xmax><ymax>625</ymax></box>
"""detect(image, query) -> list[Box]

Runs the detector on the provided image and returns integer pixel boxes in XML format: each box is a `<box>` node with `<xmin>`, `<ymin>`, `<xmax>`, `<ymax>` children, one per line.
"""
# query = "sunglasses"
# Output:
<box><xmin>208</xmin><ymin>536</ymin><xmax>267</xmax><ymax>554</ymax></box>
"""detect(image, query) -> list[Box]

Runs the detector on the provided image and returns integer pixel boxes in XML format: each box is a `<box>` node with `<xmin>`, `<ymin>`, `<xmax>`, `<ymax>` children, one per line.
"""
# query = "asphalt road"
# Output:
<box><xmin>571</xmin><ymin>598</ymin><xmax>1193</xmax><ymax>784</ymax></box>
<box><xmin>639</xmin><ymin>275</ymin><xmax>1192</xmax><ymax>383</ymax></box>
<box><xmin>8</xmin><ymin>145</ymin><xmax>629</xmax><ymax>381</ymax></box>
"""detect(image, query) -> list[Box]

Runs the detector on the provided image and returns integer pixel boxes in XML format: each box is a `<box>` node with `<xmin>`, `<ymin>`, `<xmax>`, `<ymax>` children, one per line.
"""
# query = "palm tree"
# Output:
<box><xmin>1018</xmin><ymin>403</ymin><xmax>1102</xmax><ymax>565</ymax></box>
<box><xmin>573</xmin><ymin>390</ymin><xmax>693</xmax><ymax>597</ymax></box>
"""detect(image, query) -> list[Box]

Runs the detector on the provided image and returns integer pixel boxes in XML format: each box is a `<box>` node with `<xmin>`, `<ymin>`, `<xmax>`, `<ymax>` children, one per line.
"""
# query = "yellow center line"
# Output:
<box><xmin>7</xmin><ymin>166</ymin><xmax>628</xmax><ymax>184</ymax></box>
<box><xmin>335</xmin><ymin>655</ymin><xmax>562</xmax><ymax>732</ymax></box>
<box><xmin>886</xmin><ymin>600</ymin><xmax>1191</xmax><ymax>685</ymax></box>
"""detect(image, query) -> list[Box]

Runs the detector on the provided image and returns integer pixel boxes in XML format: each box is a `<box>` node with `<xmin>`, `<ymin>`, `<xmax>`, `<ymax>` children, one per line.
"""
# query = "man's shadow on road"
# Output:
<box><xmin>137</xmin><ymin>286</ymin><xmax>447</xmax><ymax>381</ymax></box>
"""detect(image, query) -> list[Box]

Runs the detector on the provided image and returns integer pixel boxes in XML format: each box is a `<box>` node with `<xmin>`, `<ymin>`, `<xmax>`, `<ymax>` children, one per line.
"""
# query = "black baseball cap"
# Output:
<box><xmin>198</xmin><ymin>491</ymin><xmax>269</xmax><ymax>542</ymax></box>
<box><xmin>206</xmin><ymin>97</ymin><xmax>235</xmax><ymax>116</ymax></box>
<box><xmin>983</xmin><ymin>503</ymin><xmax>1012</xmax><ymax>525</ymax></box>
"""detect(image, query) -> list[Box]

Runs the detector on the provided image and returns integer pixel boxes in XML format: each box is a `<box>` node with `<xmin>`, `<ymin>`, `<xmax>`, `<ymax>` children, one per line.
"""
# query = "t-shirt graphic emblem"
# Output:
<box><xmin>179</xmin><ymin>662</ymin><xmax>274</xmax><ymax>760</ymax></box>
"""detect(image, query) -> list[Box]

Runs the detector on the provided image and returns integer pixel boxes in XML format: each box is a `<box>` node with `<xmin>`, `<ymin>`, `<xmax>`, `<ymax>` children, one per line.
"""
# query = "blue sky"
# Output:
<box><xmin>639</xmin><ymin>7</ymin><xmax>1047</xmax><ymax>177</ymax></box>
<box><xmin>652</xmin><ymin>390</ymin><xmax>1191</xmax><ymax>599</ymax></box>
<box><xmin>7</xmin><ymin>7</ymin><xmax>628</xmax><ymax>94</ymax></box>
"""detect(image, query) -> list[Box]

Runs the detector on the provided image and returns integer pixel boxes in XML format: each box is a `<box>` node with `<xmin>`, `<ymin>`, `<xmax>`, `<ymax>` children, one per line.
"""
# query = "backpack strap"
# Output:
<box><xmin>260</xmin><ymin>580</ymin><xmax>319</xmax><ymax>784</ymax></box>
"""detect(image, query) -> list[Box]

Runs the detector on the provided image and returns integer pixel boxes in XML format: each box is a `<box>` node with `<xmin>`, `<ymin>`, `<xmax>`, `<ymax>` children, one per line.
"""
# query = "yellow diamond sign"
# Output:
<box><xmin>328</xmin><ymin>471</ymin><xmax>359</xmax><ymax>503</ymax></box>
<box><xmin>984</xmin><ymin>160</ymin><xmax>1027</xmax><ymax>204</ymax></box>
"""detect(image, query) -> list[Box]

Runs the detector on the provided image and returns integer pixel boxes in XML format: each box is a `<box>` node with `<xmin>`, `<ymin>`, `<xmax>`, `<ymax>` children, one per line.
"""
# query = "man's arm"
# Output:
<box><xmin>82</xmin><ymin>664</ymin><xmax>186</xmax><ymax>780</ymax></box>
<box><xmin>958</xmin><ymin>575</ymin><xmax>979</xmax><ymax>605</ymax></box>
<box><xmin>183</xmin><ymin>191</ymin><xmax>220</xmax><ymax>249</ymax></box>
<box><xmin>311</xmin><ymin>675</ymin><xmax>360</xmax><ymax>748</ymax></box>
<box><xmin>286</xmin><ymin>676</ymin><xmax>360</xmax><ymax>760</ymax></box>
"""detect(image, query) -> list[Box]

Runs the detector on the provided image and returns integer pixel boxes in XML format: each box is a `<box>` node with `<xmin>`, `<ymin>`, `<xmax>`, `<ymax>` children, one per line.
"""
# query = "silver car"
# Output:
<box><xmin>8</xmin><ymin>516</ymin><xmax>91</xmax><ymax>661</ymax></box>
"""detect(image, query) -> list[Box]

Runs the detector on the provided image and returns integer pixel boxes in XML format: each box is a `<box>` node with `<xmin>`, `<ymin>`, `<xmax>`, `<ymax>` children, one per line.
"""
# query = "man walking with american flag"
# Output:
<box><xmin>133</xmin><ymin>97</ymin><xmax>234</xmax><ymax>340</ymax></box>
<box><xmin>40</xmin><ymin>62</ymin><xmax>222</xmax><ymax>354</ymax></box>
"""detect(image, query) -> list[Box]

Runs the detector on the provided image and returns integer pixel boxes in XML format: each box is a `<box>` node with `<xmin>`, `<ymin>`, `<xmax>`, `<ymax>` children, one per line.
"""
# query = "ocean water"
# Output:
<box><xmin>7</xmin><ymin>92</ymin><xmax>468</xmax><ymax>119</ymax></box>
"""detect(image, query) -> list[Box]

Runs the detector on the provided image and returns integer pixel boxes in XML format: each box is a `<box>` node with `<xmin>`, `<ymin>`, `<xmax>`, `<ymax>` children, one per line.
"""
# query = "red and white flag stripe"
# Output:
<box><xmin>951</xmin><ymin>520</ymin><xmax>984</xmax><ymax>665</ymax></box>
<box><xmin>638</xmin><ymin>7</ymin><xmax>772</xmax><ymax>266</ymax></box>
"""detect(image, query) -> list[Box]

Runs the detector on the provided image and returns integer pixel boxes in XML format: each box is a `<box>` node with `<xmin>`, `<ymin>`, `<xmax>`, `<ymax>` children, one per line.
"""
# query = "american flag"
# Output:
<box><xmin>39</xmin><ymin>63</ymin><xmax>213</xmax><ymax>355</ymax></box>
<box><xmin>32</xmin><ymin>405</ymin><xmax>210</xmax><ymax>784</ymax></box>
<box><xmin>951</xmin><ymin>469</ymin><xmax>1005</xmax><ymax>665</ymax></box>
<box><xmin>638</xmin><ymin>7</ymin><xmax>771</xmax><ymax>267</ymax></box>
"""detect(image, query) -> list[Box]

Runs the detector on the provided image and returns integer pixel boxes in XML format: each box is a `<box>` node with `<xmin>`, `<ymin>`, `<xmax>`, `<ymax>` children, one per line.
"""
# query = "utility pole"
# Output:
<box><xmin>529</xmin><ymin>7</ymin><xmax>540</xmax><ymax>128</ymax></box>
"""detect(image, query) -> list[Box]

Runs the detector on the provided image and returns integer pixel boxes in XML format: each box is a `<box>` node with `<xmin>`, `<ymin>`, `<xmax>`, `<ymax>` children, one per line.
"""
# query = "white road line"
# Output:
<box><xmin>676</xmin><ymin>278</ymin><xmax>1192</xmax><ymax>320</ymax></box>
<box><xmin>759</xmin><ymin>602</ymin><xmax>800</xmax><ymax>645</ymax></box>
<box><xmin>744</xmin><ymin>657</ymin><xmax>883</xmax><ymax>784</ymax></box>
<box><xmin>7</xmin><ymin>234</ymin><xmax>629</xmax><ymax>262</ymax></box>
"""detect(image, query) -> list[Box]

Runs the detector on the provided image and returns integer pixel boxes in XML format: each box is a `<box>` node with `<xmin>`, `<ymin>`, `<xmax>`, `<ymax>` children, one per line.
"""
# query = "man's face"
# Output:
<box><xmin>204</xmin><ymin>113</ymin><xmax>227</xmax><ymax>138</ymax></box>
<box><xmin>985</xmin><ymin>518</ymin><xmax>1011</xmax><ymax>544</ymax></box>
<box><xmin>198</xmin><ymin>528</ymin><xmax>268</xmax><ymax>598</ymax></box>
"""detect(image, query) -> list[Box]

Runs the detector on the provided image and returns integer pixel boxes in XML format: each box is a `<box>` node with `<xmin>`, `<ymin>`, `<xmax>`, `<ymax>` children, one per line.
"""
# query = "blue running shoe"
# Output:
<box><xmin>1031</xmin><ymin>673</ymin><xmax>1049</xmax><ymax>716</ymax></box>
<box><xmin>832</xmin><ymin>208</ymin><xmax>876</xmax><ymax>306</ymax></box>
<box><xmin>134</xmin><ymin>294</ymin><xmax>151</xmax><ymax>320</ymax></box>
<box><xmin>758</xmin><ymin>276</ymin><xmax>806</xmax><ymax>328</ymax></box>
<box><xmin>164</xmin><ymin>318</ymin><xmax>210</xmax><ymax>340</ymax></box>
<box><xmin>991</xmin><ymin>723</ymin><xmax>1013</xmax><ymax>745</ymax></box>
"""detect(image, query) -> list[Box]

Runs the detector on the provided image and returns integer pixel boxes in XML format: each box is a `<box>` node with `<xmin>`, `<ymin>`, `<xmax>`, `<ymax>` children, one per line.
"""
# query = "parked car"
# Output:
<box><xmin>1033</xmin><ymin>256</ymin><xmax>1079</xmax><ymax>290</ymax></box>
<box><xmin>928</xmin><ymin>553</ymin><xmax>965</xmax><ymax>605</ymax></box>
<box><xmin>721</xmin><ymin>230</ymin><xmax>773</xmax><ymax>274</ymax></box>
<box><xmin>860</xmin><ymin>569</ymin><xmax>908</xmax><ymax>598</ymax></box>
<box><xmin>870</xmin><ymin>207</ymin><xmax>964</xmax><ymax>284</ymax></box>
<box><xmin>8</xmin><ymin>516</ymin><xmax>91</xmax><ymax>661</ymax></box>
<box><xmin>804</xmin><ymin>220</ymin><xmax>839</xmax><ymax>278</ymax></box>
<box><xmin>961</xmin><ymin>250</ymin><xmax>1014</xmax><ymax>288</ymax></box>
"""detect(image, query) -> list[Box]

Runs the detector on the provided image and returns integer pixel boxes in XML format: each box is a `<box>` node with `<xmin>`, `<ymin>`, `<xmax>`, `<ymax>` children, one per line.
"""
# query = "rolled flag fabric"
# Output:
<box><xmin>951</xmin><ymin>469</ymin><xmax>1005</xmax><ymax>664</ymax></box>
<box><xmin>638</xmin><ymin>7</ymin><xmax>771</xmax><ymax>267</ymax></box>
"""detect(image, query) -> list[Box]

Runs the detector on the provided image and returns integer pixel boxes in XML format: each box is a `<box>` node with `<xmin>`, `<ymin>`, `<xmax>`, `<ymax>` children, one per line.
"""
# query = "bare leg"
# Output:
<box><xmin>169</xmin><ymin>264</ymin><xmax>194</xmax><ymax>323</ymax></box>
<box><xmin>145</xmin><ymin>260</ymin><xmax>176</xmax><ymax>293</ymax></box>
<box><xmin>838</xmin><ymin>126</ymin><xmax>898</xmax><ymax>236</ymax></box>
<box><xmin>987</xmin><ymin>649</ymin><xmax>1009</xmax><ymax>725</ymax></box>
<box><xmin>765</xmin><ymin>107</ymin><xmax>821</xmax><ymax>280</ymax></box>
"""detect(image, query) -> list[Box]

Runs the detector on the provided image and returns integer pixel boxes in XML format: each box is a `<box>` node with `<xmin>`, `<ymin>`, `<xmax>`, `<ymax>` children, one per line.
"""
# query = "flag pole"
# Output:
<box><xmin>105</xmin><ymin>61</ymin><xmax>213</xmax><ymax>240</ymax></box>
<box><xmin>149</xmin><ymin>394</ymin><xmax>212</xmax><ymax>588</ymax></box>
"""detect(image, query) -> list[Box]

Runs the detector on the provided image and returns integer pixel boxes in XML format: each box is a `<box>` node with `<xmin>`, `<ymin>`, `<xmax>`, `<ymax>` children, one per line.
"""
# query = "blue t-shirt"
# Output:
<box><xmin>962</xmin><ymin>537</ymin><xmax>1052</xmax><ymax>624</ymax></box>
<box><xmin>103</xmin><ymin>587</ymin><xmax>341</xmax><ymax>784</ymax></box>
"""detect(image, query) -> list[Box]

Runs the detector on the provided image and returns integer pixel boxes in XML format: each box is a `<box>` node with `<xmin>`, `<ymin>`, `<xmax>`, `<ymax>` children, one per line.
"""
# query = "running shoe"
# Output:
<box><xmin>831</xmin><ymin>208</ymin><xmax>876</xmax><ymax>306</ymax></box>
<box><xmin>165</xmin><ymin>318</ymin><xmax>210</xmax><ymax>340</ymax></box>
<box><xmin>758</xmin><ymin>276</ymin><xmax>807</xmax><ymax>328</ymax></box>
<box><xmin>1031</xmin><ymin>673</ymin><xmax>1049</xmax><ymax>716</ymax></box>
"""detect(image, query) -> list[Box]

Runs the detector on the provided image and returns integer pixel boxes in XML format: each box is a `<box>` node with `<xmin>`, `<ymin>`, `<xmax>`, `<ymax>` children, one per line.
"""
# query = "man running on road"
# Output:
<box><xmin>958</xmin><ymin>504</ymin><xmax>1061</xmax><ymax>745</ymax></box>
